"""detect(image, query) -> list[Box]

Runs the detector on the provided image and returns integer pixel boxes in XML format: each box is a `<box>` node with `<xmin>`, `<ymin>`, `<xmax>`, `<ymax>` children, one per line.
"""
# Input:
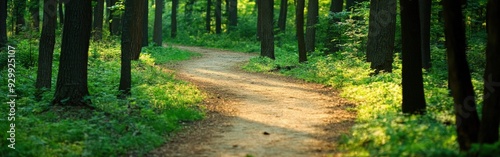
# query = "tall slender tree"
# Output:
<box><xmin>420</xmin><ymin>0</ymin><xmax>431</xmax><ymax>70</ymax></box>
<box><xmin>14</xmin><ymin>0</ymin><xmax>27</xmax><ymax>34</ymax></box>
<box><xmin>479</xmin><ymin>0</ymin><xmax>500</xmax><ymax>145</ymax></box>
<box><xmin>0</xmin><ymin>0</ymin><xmax>7</xmax><ymax>48</ymax></box>
<box><xmin>400</xmin><ymin>0</ymin><xmax>426</xmax><ymax>114</ymax></box>
<box><xmin>215</xmin><ymin>0</ymin><xmax>222</xmax><ymax>34</ymax></box>
<box><xmin>442</xmin><ymin>0</ymin><xmax>480</xmax><ymax>151</ymax></box>
<box><xmin>93</xmin><ymin>0</ymin><xmax>104</xmax><ymax>41</ymax></box>
<box><xmin>153</xmin><ymin>0</ymin><xmax>164</xmax><ymax>46</ymax></box>
<box><xmin>206</xmin><ymin>0</ymin><xmax>212</xmax><ymax>32</ymax></box>
<box><xmin>172</xmin><ymin>0</ymin><xmax>179</xmax><ymax>38</ymax></box>
<box><xmin>227</xmin><ymin>0</ymin><xmax>237</xmax><ymax>31</ymax></box>
<box><xmin>36</xmin><ymin>0</ymin><xmax>57</xmax><ymax>95</ymax></box>
<box><xmin>366</xmin><ymin>0</ymin><xmax>397</xmax><ymax>73</ymax></box>
<box><xmin>297</xmin><ymin>0</ymin><xmax>306</xmax><ymax>62</ymax></box>
<box><xmin>120</xmin><ymin>0</ymin><xmax>146</xmax><ymax>97</ymax></box>
<box><xmin>259</xmin><ymin>0</ymin><xmax>274</xmax><ymax>59</ymax></box>
<box><xmin>305</xmin><ymin>0</ymin><xmax>318</xmax><ymax>53</ymax></box>
<box><xmin>277</xmin><ymin>0</ymin><xmax>287</xmax><ymax>33</ymax></box>
<box><xmin>52</xmin><ymin>0</ymin><xmax>93</xmax><ymax>106</ymax></box>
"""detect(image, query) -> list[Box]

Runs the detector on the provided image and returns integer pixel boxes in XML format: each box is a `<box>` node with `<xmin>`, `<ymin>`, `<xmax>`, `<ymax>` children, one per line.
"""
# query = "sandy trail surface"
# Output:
<box><xmin>148</xmin><ymin>46</ymin><xmax>356</xmax><ymax>157</ymax></box>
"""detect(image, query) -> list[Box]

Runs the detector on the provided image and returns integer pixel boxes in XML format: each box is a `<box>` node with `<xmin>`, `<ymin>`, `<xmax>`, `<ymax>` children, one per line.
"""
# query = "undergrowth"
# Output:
<box><xmin>0</xmin><ymin>38</ymin><xmax>204</xmax><ymax>156</ymax></box>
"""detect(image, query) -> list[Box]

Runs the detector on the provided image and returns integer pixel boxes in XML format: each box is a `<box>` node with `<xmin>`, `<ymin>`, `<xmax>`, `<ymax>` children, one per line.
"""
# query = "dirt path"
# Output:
<box><xmin>149</xmin><ymin>46</ymin><xmax>356</xmax><ymax>157</ymax></box>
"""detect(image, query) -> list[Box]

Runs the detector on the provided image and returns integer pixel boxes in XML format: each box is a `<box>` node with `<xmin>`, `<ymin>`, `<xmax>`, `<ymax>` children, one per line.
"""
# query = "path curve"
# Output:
<box><xmin>149</xmin><ymin>46</ymin><xmax>356</xmax><ymax>157</ymax></box>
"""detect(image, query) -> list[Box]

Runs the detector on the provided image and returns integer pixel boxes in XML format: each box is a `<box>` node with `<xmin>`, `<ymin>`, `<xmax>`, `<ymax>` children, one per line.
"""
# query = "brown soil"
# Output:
<box><xmin>148</xmin><ymin>46</ymin><xmax>356</xmax><ymax>157</ymax></box>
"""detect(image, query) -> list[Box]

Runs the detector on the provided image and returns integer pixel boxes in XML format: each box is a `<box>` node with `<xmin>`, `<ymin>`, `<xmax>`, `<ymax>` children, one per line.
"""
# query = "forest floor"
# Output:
<box><xmin>148</xmin><ymin>46</ymin><xmax>356</xmax><ymax>157</ymax></box>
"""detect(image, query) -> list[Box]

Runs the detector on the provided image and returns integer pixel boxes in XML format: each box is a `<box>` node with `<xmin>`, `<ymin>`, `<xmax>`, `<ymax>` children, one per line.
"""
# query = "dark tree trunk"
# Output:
<box><xmin>206</xmin><ymin>0</ymin><xmax>212</xmax><ymax>32</ymax></box>
<box><xmin>325</xmin><ymin>0</ymin><xmax>343</xmax><ymax>54</ymax></box>
<box><xmin>228</xmin><ymin>0</ymin><xmax>237</xmax><ymax>31</ymax></box>
<box><xmin>442</xmin><ymin>0</ymin><xmax>480</xmax><ymax>151</ymax></box>
<box><xmin>153</xmin><ymin>0</ymin><xmax>163</xmax><ymax>46</ymax></box>
<box><xmin>400</xmin><ymin>0</ymin><xmax>426</xmax><ymax>114</ymax></box>
<box><xmin>142</xmin><ymin>0</ymin><xmax>148</xmax><ymax>46</ymax></box>
<box><xmin>53</xmin><ymin>0</ymin><xmax>92</xmax><ymax>106</ymax></box>
<box><xmin>278</xmin><ymin>0</ymin><xmax>287</xmax><ymax>33</ymax></box>
<box><xmin>259</xmin><ymin>0</ymin><xmax>274</xmax><ymax>59</ymax></box>
<box><xmin>29</xmin><ymin>0</ymin><xmax>40</xmax><ymax>31</ymax></box>
<box><xmin>108</xmin><ymin>0</ymin><xmax>122</xmax><ymax>35</ymax></box>
<box><xmin>479</xmin><ymin>0</ymin><xmax>500</xmax><ymax>145</ymax></box>
<box><xmin>36</xmin><ymin>0</ymin><xmax>57</xmax><ymax>94</ymax></box>
<box><xmin>215</xmin><ymin>0</ymin><xmax>222</xmax><ymax>34</ymax></box>
<box><xmin>0</xmin><ymin>0</ymin><xmax>7</xmax><ymax>48</ymax></box>
<box><xmin>129</xmin><ymin>0</ymin><xmax>146</xmax><ymax>60</ymax></box>
<box><xmin>14</xmin><ymin>0</ymin><xmax>26</xmax><ymax>34</ymax></box>
<box><xmin>58</xmin><ymin>0</ymin><xmax>63</xmax><ymax>27</ymax></box>
<box><xmin>305</xmin><ymin>0</ymin><xmax>318</xmax><ymax>53</ymax></box>
<box><xmin>120</xmin><ymin>0</ymin><xmax>146</xmax><ymax>97</ymax></box>
<box><xmin>297</xmin><ymin>0</ymin><xmax>306</xmax><ymax>62</ymax></box>
<box><xmin>366</xmin><ymin>0</ymin><xmax>397</xmax><ymax>73</ymax></box>
<box><xmin>419</xmin><ymin>0</ymin><xmax>431</xmax><ymax>70</ymax></box>
<box><xmin>171</xmin><ymin>0</ymin><xmax>178</xmax><ymax>38</ymax></box>
<box><xmin>93</xmin><ymin>0</ymin><xmax>104</xmax><ymax>41</ymax></box>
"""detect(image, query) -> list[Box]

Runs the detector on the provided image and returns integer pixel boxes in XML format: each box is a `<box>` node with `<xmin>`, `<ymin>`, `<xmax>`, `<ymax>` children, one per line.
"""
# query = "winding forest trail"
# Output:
<box><xmin>149</xmin><ymin>46</ymin><xmax>356</xmax><ymax>157</ymax></box>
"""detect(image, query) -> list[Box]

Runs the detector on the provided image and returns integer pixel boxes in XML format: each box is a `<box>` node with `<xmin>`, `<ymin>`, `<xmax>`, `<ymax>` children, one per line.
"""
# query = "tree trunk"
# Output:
<box><xmin>228</xmin><ymin>0</ymin><xmax>237</xmax><ymax>31</ymax></box>
<box><xmin>442</xmin><ymin>0</ymin><xmax>480</xmax><ymax>151</ymax></box>
<box><xmin>305</xmin><ymin>0</ymin><xmax>318</xmax><ymax>53</ymax></box>
<box><xmin>325</xmin><ymin>0</ymin><xmax>343</xmax><ymax>54</ymax></box>
<box><xmin>366</xmin><ymin>0</ymin><xmax>397</xmax><ymax>73</ymax></box>
<box><xmin>172</xmin><ymin>0</ymin><xmax>179</xmax><ymax>38</ymax></box>
<box><xmin>58</xmin><ymin>0</ymin><xmax>63</xmax><ymax>27</ymax></box>
<box><xmin>93</xmin><ymin>0</ymin><xmax>104</xmax><ymax>41</ymax></box>
<box><xmin>53</xmin><ymin>0</ymin><xmax>92</xmax><ymax>106</ymax></box>
<box><xmin>120</xmin><ymin>0</ymin><xmax>146</xmax><ymax>97</ymax></box>
<box><xmin>129</xmin><ymin>0</ymin><xmax>146</xmax><ymax>60</ymax></box>
<box><xmin>14</xmin><ymin>0</ymin><xmax>26</xmax><ymax>35</ymax></box>
<box><xmin>297</xmin><ymin>0</ymin><xmax>306</xmax><ymax>62</ymax></box>
<box><xmin>259</xmin><ymin>0</ymin><xmax>274</xmax><ymax>59</ymax></box>
<box><xmin>206</xmin><ymin>0</ymin><xmax>212</xmax><ymax>32</ymax></box>
<box><xmin>29</xmin><ymin>0</ymin><xmax>40</xmax><ymax>31</ymax></box>
<box><xmin>400</xmin><ymin>0</ymin><xmax>426</xmax><ymax>114</ymax></box>
<box><xmin>36</xmin><ymin>0</ymin><xmax>57</xmax><ymax>95</ymax></box>
<box><xmin>215</xmin><ymin>0</ymin><xmax>222</xmax><ymax>34</ymax></box>
<box><xmin>142</xmin><ymin>0</ymin><xmax>149</xmax><ymax>46</ymax></box>
<box><xmin>0</xmin><ymin>0</ymin><xmax>7</xmax><ymax>48</ymax></box>
<box><xmin>420</xmin><ymin>0</ymin><xmax>431</xmax><ymax>70</ymax></box>
<box><xmin>277</xmin><ymin>0</ymin><xmax>287</xmax><ymax>33</ymax></box>
<box><xmin>479</xmin><ymin>0</ymin><xmax>500</xmax><ymax>145</ymax></box>
<box><xmin>153</xmin><ymin>0</ymin><xmax>164</xmax><ymax>46</ymax></box>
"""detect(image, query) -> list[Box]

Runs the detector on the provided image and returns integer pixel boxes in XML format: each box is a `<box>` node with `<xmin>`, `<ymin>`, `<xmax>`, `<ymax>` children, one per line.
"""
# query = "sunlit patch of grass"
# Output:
<box><xmin>0</xmin><ymin>39</ymin><xmax>204</xmax><ymax>156</ymax></box>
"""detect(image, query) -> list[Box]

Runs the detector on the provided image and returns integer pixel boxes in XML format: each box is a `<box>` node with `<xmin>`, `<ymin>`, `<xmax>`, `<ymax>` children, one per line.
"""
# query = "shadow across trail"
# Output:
<box><xmin>148</xmin><ymin>46</ymin><xmax>356</xmax><ymax>157</ymax></box>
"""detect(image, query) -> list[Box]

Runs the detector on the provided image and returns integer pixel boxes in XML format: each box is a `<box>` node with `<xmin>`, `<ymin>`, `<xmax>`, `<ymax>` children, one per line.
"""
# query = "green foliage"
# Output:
<box><xmin>0</xmin><ymin>39</ymin><xmax>204</xmax><ymax>156</ymax></box>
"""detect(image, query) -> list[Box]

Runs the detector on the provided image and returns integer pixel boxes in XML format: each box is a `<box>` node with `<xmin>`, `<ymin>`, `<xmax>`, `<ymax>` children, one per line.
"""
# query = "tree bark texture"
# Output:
<box><xmin>36</xmin><ymin>0</ymin><xmax>57</xmax><ymax>92</ymax></box>
<box><xmin>228</xmin><ymin>0</ymin><xmax>237</xmax><ymax>31</ymax></box>
<box><xmin>215</xmin><ymin>0</ymin><xmax>222</xmax><ymax>34</ymax></box>
<box><xmin>153</xmin><ymin>0</ymin><xmax>164</xmax><ymax>46</ymax></box>
<box><xmin>259</xmin><ymin>0</ymin><xmax>274</xmax><ymax>59</ymax></box>
<box><xmin>142</xmin><ymin>0</ymin><xmax>149</xmax><ymax>46</ymax></box>
<box><xmin>53</xmin><ymin>0</ymin><xmax>92</xmax><ymax>106</ymax></box>
<box><xmin>366</xmin><ymin>0</ymin><xmax>397</xmax><ymax>73</ymax></box>
<box><xmin>93</xmin><ymin>0</ymin><xmax>104</xmax><ymax>41</ymax></box>
<box><xmin>297</xmin><ymin>0</ymin><xmax>306</xmax><ymax>62</ymax></box>
<box><xmin>172</xmin><ymin>0</ymin><xmax>179</xmax><ymax>38</ymax></box>
<box><xmin>400</xmin><ymin>0</ymin><xmax>426</xmax><ymax>114</ymax></box>
<box><xmin>419</xmin><ymin>0</ymin><xmax>432</xmax><ymax>69</ymax></box>
<box><xmin>442</xmin><ymin>0</ymin><xmax>480</xmax><ymax>151</ymax></box>
<box><xmin>0</xmin><ymin>0</ymin><xmax>7</xmax><ymax>48</ymax></box>
<box><xmin>206</xmin><ymin>0</ymin><xmax>212</xmax><ymax>32</ymax></box>
<box><xmin>305</xmin><ymin>0</ymin><xmax>318</xmax><ymax>53</ymax></box>
<box><xmin>129</xmin><ymin>0</ymin><xmax>146</xmax><ymax>60</ymax></box>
